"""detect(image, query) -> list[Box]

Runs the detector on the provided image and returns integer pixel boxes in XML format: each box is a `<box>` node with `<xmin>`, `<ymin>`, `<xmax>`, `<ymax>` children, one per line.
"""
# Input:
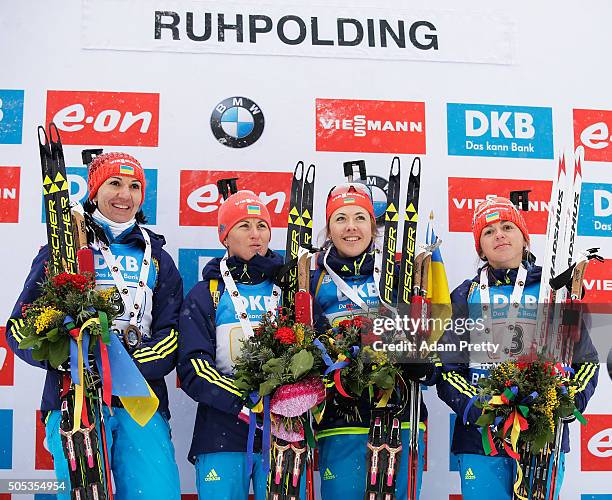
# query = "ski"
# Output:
<box><xmin>515</xmin><ymin>148</ymin><xmax>601</xmax><ymax>500</ymax></box>
<box><xmin>397</xmin><ymin>158</ymin><xmax>421</xmax><ymax>311</ymax></box>
<box><xmin>285</xmin><ymin>162</ymin><xmax>305</xmax><ymax>310</ymax></box>
<box><xmin>377</xmin><ymin>157</ymin><xmax>401</xmax><ymax>310</ymax></box>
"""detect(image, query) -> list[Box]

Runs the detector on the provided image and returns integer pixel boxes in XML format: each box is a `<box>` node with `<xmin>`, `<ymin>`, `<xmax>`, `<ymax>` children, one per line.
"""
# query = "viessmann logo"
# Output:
<box><xmin>582</xmin><ymin>259</ymin><xmax>612</xmax><ymax>314</ymax></box>
<box><xmin>447</xmin><ymin>177</ymin><xmax>552</xmax><ymax>234</ymax></box>
<box><xmin>316</xmin><ymin>98</ymin><xmax>426</xmax><ymax>154</ymax></box>
<box><xmin>179</xmin><ymin>170</ymin><xmax>292</xmax><ymax>226</ymax></box>
<box><xmin>46</xmin><ymin>90</ymin><xmax>160</xmax><ymax>146</ymax></box>
<box><xmin>574</xmin><ymin>108</ymin><xmax>612</xmax><ymax>162</ymax></box>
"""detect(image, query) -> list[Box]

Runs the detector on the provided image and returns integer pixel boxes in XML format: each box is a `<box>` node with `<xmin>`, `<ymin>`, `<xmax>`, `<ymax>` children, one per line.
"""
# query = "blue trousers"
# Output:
<box><xmin>46</xmin><ymin>408</ymin><xmax>180</xmax><ymax>500</ymax></box>
<box><xmin>318</xmin><ymin>428</ymin><xmax>425</xmax><ymax>500</ymax></box>
<box><xmin>195</xmin><ymin>451</ymin><xmax>306</xmax><ymax>500</ymax></box>
<box><xmin>457</xmin><ymin>452</ymin><xmax>565</xmax><ymax>500</ymax></box>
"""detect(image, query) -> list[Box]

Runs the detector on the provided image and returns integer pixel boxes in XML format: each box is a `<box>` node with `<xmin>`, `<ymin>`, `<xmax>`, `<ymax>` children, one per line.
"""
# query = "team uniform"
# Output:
<box><xmin>436</xmin><ymin>262</ymin><xmax>599</xmax><ymax>500</ymax></box>
<box><xmin>6</xmin><ymin>219</ymin><xmax>183</xmax><ymax>500</ymax></box>
<box><xmin>178</xmin><ymin>251</ymin><xmax>306</xmax><ymax>500</ymax></box>
<box><xmin>311</xmin><ymin>246</ymin><xmax>435</xmax><ymax>500</ymax></box>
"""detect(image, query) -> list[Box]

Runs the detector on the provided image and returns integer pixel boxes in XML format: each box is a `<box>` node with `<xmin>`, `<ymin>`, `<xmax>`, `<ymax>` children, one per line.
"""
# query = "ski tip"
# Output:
<box><xmin>294</xmin><ymin>161</ymin><xmax>304</xmax><ymax>178</ymax></box>
<box><xmin>410</xmin><ymin>156</ymin><xmax>421</xmax><ymax>176</ymax></box>
<box><xmin>391</xmin><ymin>156</ymin><xmax>400</xmax><ymax>175</ymax></box>
<box><xmin>305</xmin><ymin>163</ymin><xmax>316</xmax><ymax>182</ymax></box>
<box><xmin>574</xmin><ymin>146</ymin><xmax>584</xmax><ymax>179</ymax></box>
<box><xmin>557</xmin><ymin>154</ymin><xmax>566</xmax><ymax>175</ymax></box>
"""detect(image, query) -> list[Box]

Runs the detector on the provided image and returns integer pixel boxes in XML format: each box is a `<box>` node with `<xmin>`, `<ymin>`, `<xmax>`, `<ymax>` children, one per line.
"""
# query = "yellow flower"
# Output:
<box><xmin>294</xmin><ymin>324</ymin><xmax>305</xmax><ymax>346</ymax></box>
<box><xmin>34</xmin><ymin>307</ymin><xmax>63</xmax><ymax>334</ymax></box>
<box><xmin>99</xmin><ymin>287</ymin><xmax>116</xmax><ymax>302</ymax></box>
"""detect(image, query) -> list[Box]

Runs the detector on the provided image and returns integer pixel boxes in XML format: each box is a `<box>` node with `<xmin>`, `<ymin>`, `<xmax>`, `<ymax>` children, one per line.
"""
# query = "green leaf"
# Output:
<box><xmin>371</xmin><ymin>368</ymin><xmax>394</xmax><ymax>390</ymax></box>
<box><xmin>475</xmin><ymin>412</ymin><xmax>495</xmax><ymax>427</ymax></box>
<box><xmin>49</xmin><ymin>336</ymin><xmax>70</xmax><ymax>369</ymax></box>
<box><xmin>234</xmin><ymin>376</ymin><xmax>252</xmax><ymax>391</ymax></box>
<box><xmin>259</xmin><ymin>378</ymin><xmax>281</xmax><ymax>396</ymax></box>
<box><xmin>262</xmin><ymin>358</ymin><xmax>284</xmax><ymax>375</ymax></box>
<box><xmin>19</xmin><ymin>334</ymin><xmax>42</xmax><ymax>350</ymax></box>
<box><xmin>46</xmin><ymin>328</ymin><xmax>62</xmax><ymax>343</ymax></box>
<box><xmin>289</xmin><ymin>349</ymin><xmax>313</xmax><ymax>380</ymax></box>
<box><xmin>32</xmin><ymin>342</ymin><xmax>49</xmax><ymax>361</ymax></box>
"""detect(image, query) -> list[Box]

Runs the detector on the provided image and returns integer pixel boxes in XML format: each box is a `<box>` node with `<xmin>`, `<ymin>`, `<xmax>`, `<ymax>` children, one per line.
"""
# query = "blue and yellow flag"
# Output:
<box><xmin>426</xmin><ymin>215</ymin><xmax>451</xmax><ymax>343</ymax></box>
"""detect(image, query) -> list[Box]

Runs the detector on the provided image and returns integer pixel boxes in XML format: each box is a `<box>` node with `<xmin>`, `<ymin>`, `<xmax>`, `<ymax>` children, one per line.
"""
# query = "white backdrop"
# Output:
<box><xmin>1</xmin><ymin>1</ymin><xmax>611</xmax><ymax>499</ymax></box>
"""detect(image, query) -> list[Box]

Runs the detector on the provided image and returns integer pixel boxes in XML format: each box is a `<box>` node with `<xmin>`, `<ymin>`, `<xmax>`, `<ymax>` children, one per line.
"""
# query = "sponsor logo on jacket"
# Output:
<box><xmin>46</xmin><ymin>90</ymin><xmax>159</xmax><ymax>146</ymax></box>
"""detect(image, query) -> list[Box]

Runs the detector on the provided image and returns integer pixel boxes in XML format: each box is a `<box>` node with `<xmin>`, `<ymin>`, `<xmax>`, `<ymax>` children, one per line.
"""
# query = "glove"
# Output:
<box><xmin>402</xmin><ymin>362</ymin><xmax>434</xmax><ymax>381</ymax></box>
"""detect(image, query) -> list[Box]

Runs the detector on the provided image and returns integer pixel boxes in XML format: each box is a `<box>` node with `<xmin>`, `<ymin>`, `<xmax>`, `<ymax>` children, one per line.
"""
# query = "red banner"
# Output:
<box><xmin>448</xmin><ymin>177</ymin><xmax>552</xmax><ymax>234</ymax></box>
<box><xmin>46</xmin><ymin>90</ymin><xmax>159</xmax><ymax>146</ymax></box>
<box><xmin>574</xmin><ymin>108</ymin><xmax>612</xmax><ymax>162</ymax></box>
<box><xmin>316</xmin><ymin>98</ymin><xmax>426</xmax><ymax>154</ymax></box>
<box><xmin>179</xmin><ymin>170</ymin><xmax>292</xmax><ymax>227</ymax></box>
<box><xmin>0</xmin><ymin>327</ymin><xmax>14</xmax><ymax>387</ymax></box>
<box><xmin>0</xmin><ymin>166</ymin><xmax>20</xmax><ymax>223</ymax></box>
<box><xmin>581</xmin><ymin>414</ymin><xmax>612</xmax><ymax>471</ymax></box>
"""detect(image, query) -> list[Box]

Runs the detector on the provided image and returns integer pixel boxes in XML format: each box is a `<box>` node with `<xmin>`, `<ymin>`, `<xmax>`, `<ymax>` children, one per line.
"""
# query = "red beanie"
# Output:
<box><xmin>326</xmin><ymin>184</ymin><xmax>375</xmax><ymax>222</ymax></box>
<box><xmin>88</xmin><ymin>152</ymin><xmax>146</xmax><ymax>204</ymax></box>
<box><xmin>218</xmin><ymin>190</ymin><xmax>272</xmax><ymax>243</ymax></box>
<box><xmin>472</xmin><ymin>196</ymin><xmax>530</xmax><ymax>255</ymax></box>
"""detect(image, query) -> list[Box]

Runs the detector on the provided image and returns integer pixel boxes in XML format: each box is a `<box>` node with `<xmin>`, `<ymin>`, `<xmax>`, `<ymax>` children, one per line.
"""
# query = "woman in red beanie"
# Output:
<box><xmin>436</xmin><ymin>196</ymin><xmax>599</xmax><ymax>500</ymax></box>
<box><xmin>6</xmin><ymin>152</ymin><xmax>183</xmax><ymax>499</ymax></box>
<box><xmin>177</xmin><ymin>190</ymin><xmax>296</xmax><ymax>499</ymax></box>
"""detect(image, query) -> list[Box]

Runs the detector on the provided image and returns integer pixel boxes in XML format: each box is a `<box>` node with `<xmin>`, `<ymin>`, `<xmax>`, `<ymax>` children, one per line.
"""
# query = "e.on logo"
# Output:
<box><xmin>46</xmin><ymin>90</ymin><xmax>159</xmax><ymax>146</ymax></box>
<box><xmin>447</xmin><ymin>177</ymin><xmax>552</xmax><ymax>233</ymax></box>
<box><xmin>574</xmin><ymin>109</ymin><xmax>612</xmax><ymax>162</ymax></box>
<box><xmin>581</xmin><ymin>414</ymin><xmax>612</xmax><ymax>471</ymax></box>
<box><xmin>316</xmin><ymin>98</ymin><xmax>426</xmax><ymax>154</ymax></box>
<box><xmin>179</xmin><ymin>170</ymin><xmax>292</xmax><ymax>226</ymax></box>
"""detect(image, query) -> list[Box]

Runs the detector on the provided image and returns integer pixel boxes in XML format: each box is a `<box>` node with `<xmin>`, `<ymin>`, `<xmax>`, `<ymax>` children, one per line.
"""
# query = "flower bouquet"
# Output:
<box><xmin>234</xmin><ymin>309</ymin><xmax>326</xmax><ymax>440</ymax></box>
<box><xmin>472</xmin><ymin>355</ymin><xmax>586</xmax><ymax>499</ymax></box>
<box><xmin>314</xmin><ymin>315</ymin><xmax>402</xmax><ymax>420</ymax></box>
<box><xmin>18</xmin><ymin>272</ymin><xmax>118</xmax><ymax>368</ymax></box>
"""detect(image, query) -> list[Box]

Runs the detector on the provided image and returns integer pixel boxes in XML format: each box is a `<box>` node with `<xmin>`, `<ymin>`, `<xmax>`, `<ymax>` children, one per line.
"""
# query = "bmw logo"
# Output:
<box><xmin>210</xmin><ymin>96</ymin><xmax>265</xmax><ymax>148</ymax></box>
<box><xmin>356</xmin><ymin>175</ymin><xmax>388</xmax><ymax>226</ymax></box>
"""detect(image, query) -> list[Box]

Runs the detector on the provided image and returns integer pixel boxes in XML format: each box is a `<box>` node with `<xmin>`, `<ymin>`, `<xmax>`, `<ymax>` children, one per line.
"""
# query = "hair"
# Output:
<box><xmin>83</xmin><ymin>199</ymin><xmax>148</xmax><ymax>224</ymax></box>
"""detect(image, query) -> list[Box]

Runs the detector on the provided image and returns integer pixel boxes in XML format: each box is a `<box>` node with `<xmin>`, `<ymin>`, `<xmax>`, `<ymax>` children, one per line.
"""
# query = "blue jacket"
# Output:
<box><xmin>5</xmin><ymin>225</ymin><xmax>183</xmax><ymax>420</ymax></box>
<box><xmin>436</xmin><ymin>261</ymin><xmax>599</xmax><ymax>455</ymax></box>
<box><xmin>177</xmin><ymin>251</ymin><xmax>284</xmax><ymax>461</ymax></box>
<box><xmin>311</xmin><ymin>246</ymin><xmax>436</xmax><ymax>435</ymax></box>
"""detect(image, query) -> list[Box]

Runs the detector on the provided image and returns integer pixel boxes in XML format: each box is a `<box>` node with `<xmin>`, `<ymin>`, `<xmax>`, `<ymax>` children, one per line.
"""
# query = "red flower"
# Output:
<box><xmin>505</xmin><ymin>380</ymin><xmax>513</xmax><ymax>387</ymax></box>
<box><xmin>275</xmin><ymin>327</ymin><xmax>296</xmax><ymax>345</ymax></box>
<box><xmin>51</xmin><ymin>272</ymin><xmax>92</xmax><ymax>292</ymax></box>
<box><xmin>339</xmin><ymin>319</ymin><xmax>352</xmax><ymax>330</ymax></box>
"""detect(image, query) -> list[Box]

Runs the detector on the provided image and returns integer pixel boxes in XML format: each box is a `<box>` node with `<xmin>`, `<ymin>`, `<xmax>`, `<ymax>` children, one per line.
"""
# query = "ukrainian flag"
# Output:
<box><xmin>426</xmin><ymin>217</ymin><xmax>451</xmax><ymax>344</ymax></box>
